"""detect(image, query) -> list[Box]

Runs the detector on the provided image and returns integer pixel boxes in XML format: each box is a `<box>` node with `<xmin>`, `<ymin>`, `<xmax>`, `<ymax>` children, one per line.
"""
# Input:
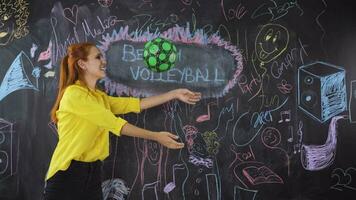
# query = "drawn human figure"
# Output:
<box><xmin>167</xmin><ymin>101</ymin><xmax>234</xmax><ymax>200</ymax></box>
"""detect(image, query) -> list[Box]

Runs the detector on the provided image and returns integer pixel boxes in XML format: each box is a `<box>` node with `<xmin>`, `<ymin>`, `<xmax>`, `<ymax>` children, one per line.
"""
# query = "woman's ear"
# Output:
<box><xmin>77</xmin><ymin>59</ymin><xmax>86</xmax><ymax>70</ymax></box>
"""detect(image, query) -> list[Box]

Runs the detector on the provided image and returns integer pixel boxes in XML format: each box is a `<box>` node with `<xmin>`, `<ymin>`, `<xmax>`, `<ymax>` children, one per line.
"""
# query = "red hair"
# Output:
<box><xmin>50</xmin><ymin>42</ymin><xmax>96</xmax><ymax>123</ymax></box>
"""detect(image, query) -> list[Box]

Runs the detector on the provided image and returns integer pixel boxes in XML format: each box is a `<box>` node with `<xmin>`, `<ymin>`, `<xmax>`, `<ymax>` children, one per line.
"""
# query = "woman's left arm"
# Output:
<box><xmin>140</xmin><ymin>88</ymin><xmax>201</xmax><ymax>110</ymax></box>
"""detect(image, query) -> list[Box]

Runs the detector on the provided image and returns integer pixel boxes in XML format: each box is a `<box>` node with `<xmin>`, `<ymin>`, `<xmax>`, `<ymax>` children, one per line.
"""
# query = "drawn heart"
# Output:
<box><xmin>63</xmin><ymin>5</ymin><xmax>78</xmax><ymax>25</ymax></box>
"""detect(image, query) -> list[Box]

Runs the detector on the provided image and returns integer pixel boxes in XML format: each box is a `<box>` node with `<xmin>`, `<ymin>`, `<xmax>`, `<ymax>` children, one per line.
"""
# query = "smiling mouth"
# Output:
<box><xmin>0</xmin><ymin>28</ymin><xmax>9</xmax><ymax>38</ymax></box>
<box><xmin>258</xmin><ymin>43</ymin><xmax>277</xmax><ymax>60</ymax></box>
<box><xmin>0</xmin><ymin>24</ymin><xmax>15</xmax><ymax>45</ymax></box>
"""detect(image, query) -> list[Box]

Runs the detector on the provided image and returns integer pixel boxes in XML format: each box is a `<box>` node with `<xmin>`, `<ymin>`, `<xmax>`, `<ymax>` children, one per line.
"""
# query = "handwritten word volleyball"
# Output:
<box><xmin>143</xmin><ymin>37</ymin><xmax>177</xmax><ymax>72</ymax></box>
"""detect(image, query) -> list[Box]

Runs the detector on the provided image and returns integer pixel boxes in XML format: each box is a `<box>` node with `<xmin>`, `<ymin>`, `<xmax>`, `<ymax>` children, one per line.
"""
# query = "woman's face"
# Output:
<box><xmin>81</xmin><ymin>46</ymin><xmax>107</xmax><ymax>80</ymax></box>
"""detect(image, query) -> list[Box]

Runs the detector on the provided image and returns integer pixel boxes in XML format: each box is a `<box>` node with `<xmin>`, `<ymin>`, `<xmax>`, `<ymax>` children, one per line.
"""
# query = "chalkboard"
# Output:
<box><xmin>1</xmin><ymin>0</ymin><xmax>356</xmax><ymax>199</ymax></box>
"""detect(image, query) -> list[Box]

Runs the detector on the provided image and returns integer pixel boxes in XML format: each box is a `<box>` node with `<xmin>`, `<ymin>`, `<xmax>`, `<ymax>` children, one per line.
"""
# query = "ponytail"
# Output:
<box><xmin>50</xmin><ymin>42</ymin><xmax>96</xmax><ymax>123</ymax></box>
<box><xmin>50</xmin><ymin>55</ymin><xmax>69</xmax><ymax>123</ymax></box>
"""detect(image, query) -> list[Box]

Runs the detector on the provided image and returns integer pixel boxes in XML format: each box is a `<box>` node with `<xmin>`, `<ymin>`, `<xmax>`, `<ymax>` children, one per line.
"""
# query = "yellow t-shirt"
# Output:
<box><xmin>46</xmin><ymin>82</ymin><xmax>140</xmax><ymax>180</ymax></box>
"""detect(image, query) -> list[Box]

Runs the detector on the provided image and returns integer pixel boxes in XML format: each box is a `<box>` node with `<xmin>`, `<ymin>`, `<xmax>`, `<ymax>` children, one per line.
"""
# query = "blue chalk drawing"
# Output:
<box><xmin>0</xmin><ymin>51</ymin><xmax>39</xmax><ymax>102</ymax></box>
<box><xmin>298</xmin><ymin>61</ymin><xmax>346</xmax><ymax>123</ymax></box>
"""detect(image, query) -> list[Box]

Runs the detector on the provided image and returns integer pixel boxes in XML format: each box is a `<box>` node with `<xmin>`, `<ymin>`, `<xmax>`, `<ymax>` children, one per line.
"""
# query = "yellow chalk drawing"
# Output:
<box><xmin>0</xmin><ymin>0</ymin><xmax>29</xmax><ymax>46</ymax></box>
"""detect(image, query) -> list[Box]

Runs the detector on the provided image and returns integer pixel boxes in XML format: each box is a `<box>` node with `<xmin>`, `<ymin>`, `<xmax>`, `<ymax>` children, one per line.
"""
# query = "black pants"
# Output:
<box><xmin>43</xmin><ymin>160</ymin><xmax>103</xmax><ymax>200</ymax></box>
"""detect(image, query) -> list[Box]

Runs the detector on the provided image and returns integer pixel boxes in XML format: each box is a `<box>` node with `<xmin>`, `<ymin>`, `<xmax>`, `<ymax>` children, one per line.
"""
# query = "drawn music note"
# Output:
<box><xmin>164</xmin><ymin>164</ymin><xmax>185</xmax><ymax>193</ymax></box>
<box><xmin>196</xmin><ymin>103</ymin><xmax>213</xmax><ymax>123</ymax></box>
<box><xmin>293</xmin><ymin>144</ymin><xmax>301</xmax><ymax>154</ymax></box>
<box><xmin>278</xmin><ymin>110</ymin><xmax>291</xmax><ymax>123</ymax></box>
<box><xmin>142</xmin><ymin>181</ymin><xmax>158</xmax><ymax>200</ymax></box>
<box><xmin>293</xmin><ymin>121</ymin><xmax>303</xmax><ymax>154</ymax></box>
<box><xmin>287</xmin><ymin>126</ymin><xmax>293</xmax><ymax>143</ymax></box>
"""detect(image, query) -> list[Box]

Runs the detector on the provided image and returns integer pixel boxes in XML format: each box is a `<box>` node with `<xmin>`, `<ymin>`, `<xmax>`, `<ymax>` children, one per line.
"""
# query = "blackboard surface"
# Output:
<box><xmin>1</xmin><ymin>0</ymin><xmax>356</xmax><ymax>199</ymax></box>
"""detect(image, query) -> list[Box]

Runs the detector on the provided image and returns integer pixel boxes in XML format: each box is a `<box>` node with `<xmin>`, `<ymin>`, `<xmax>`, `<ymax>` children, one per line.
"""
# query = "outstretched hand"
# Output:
<box><xmin>154</xmin><ymin>131</ymin><xmax>185</xmax><ymax>149</ymax></box>
<box><xmin>173</xmin><ymin>89</ymin><xmax>201</xmax><ymax>105</ymax></box>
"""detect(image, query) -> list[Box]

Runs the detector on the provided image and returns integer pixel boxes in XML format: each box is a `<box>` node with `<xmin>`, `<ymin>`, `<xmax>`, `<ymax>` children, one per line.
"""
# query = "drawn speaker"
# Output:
<box><xmin>298</xmin><ymin>61</ymin><xmax>346</xmax><ymax>123</ymax></box>
<box><xmin>0</xmin><ymin>119</ymin><xmax>16</xmax><ymax>181</ymax></box>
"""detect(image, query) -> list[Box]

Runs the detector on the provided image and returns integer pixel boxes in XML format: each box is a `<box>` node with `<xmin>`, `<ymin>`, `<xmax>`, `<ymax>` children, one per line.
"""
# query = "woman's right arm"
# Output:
<box><xmin>120</xmin><ymin>123</ymin><xmax>184</xmax><ymax>149</ymax></box>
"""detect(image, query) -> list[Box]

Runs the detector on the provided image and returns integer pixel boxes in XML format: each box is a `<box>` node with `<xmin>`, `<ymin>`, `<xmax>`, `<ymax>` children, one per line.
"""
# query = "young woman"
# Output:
<box><xmin>43</xmin><ymin>42</ymin><xmax>201</xmax><ymax>200</ymax></box>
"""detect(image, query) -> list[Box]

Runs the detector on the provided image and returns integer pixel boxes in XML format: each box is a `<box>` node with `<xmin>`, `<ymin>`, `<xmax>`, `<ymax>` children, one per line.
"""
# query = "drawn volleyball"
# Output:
<box><xmin>143</xmin><ymin>37</ymin><xmax>177</xmax><ymax>72</ymax></box>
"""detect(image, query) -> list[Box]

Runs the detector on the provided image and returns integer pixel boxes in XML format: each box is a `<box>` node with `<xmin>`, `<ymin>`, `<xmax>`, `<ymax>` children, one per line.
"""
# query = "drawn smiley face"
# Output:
<box><xmin>255</xmin><ymin>24</ymin><xmax>289</xmax><ymax>63</ymax></box>
<box><xmin>0</xmin><ymin>0</ymin><xmax>29</xmax><ymax>46</ymax></box>
<box><xmin>0</xmin><ymin>12</ymin><xmax>15</xmax><ymax>46</ymax></box>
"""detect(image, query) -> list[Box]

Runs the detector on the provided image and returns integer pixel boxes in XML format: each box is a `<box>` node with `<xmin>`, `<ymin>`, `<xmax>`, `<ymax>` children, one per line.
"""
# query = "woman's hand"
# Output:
<box><xmin>140</xmin><ymin>88</ymin><xmax>201</xmax><ymax>110</ymax></box>
<box><xmin>172</xmin><ymin>89</ymin><xmax>201</xmax><ymax>105</ymax></box>
<box><xmin>154</xmin><ymin>131</ymin><xmax>185</xmax><ymax>149</ymax></box>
